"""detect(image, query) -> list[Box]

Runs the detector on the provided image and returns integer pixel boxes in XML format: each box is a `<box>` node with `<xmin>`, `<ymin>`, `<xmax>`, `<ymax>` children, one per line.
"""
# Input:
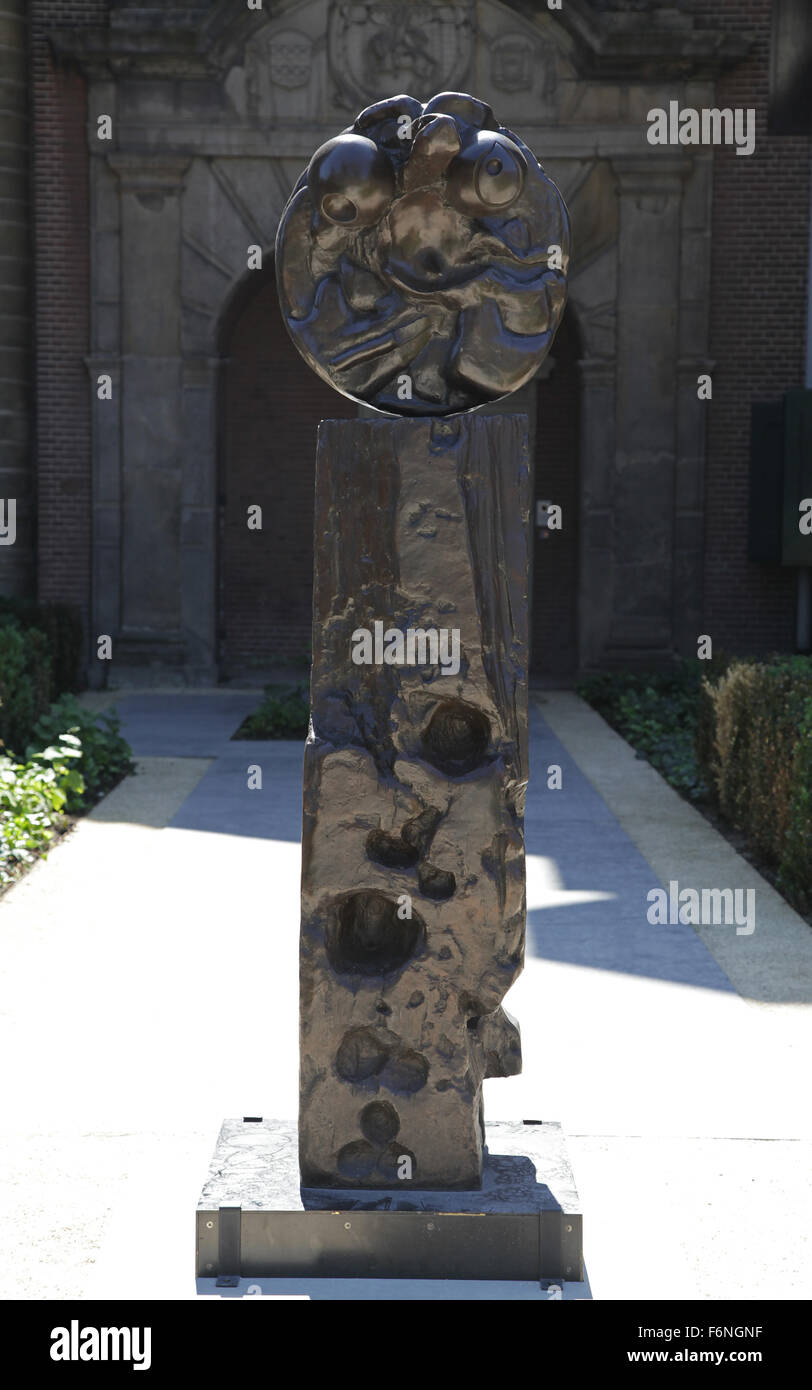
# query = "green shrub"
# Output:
<box><xmin>0</xmin><ymin>736</ymin><xmax>84</xmax><ymax>887</ymax></box>
<box><xmin>577</xmin><ymin>662</ymin><xmax>711</xmax><ymax>801</ymax></box>
<box><xmin>233</xmin><ymin>684</ymin><xmax>310</xmax><ymax>740</ymax></box>
<box><xmin>29</xmin><ymin>695</ymin><xmax>135</xmax><ymax>812</ymax></box>
<box><xmin>0</xmin><ymin>620</ymin><xmax>52</xmax><ymax>756</ymax></box>
<box><xmin>0</xmin><ymin>596</ymin><xmax>83</xmax><ymax>696</ymax></box>
<box><xmin>0</xmin><ymin>687</ymin><xmax>135</xmax><ymax>888</ymax></box>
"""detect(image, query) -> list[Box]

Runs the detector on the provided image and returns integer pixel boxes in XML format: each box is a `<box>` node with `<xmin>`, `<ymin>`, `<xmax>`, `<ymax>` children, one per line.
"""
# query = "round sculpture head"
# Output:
<box><xmin>275</xmin><ymin>92</ymin><xmax>570</xmax><ymax>416</ymax></box>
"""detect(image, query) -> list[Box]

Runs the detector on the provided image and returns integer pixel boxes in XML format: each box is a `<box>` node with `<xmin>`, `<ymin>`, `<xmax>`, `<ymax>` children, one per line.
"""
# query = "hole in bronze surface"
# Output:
<box><xmin>422</xmin><ymin>699</ymin><xmax>490</xmax><ymax>775</ymax></box>
<box><xmin>326</xmin><ymin>891</ymin><xmax>423</xmax><ymax>975</ymax></box>
<box><xmin>417</xmin><ymin>862</ymin><xmax>456</xmax><ymax>900</ymax></box>
<box><xmin>360</xmin><ymin>1100</ymin><xmax>400</xmax><ymax>1146</ymax></box>
<box><xmin>335</xmin><ymin>1026</ymin><xmax>392</xmax><ymax>1081</ymax></box>
<box><xmin>336</xmin><ymin>1139</ymin><xmax>377</xmax><ymax>1179</ymax></box>
<box><xmin>365</xmin><ymin>829</ymin><xmax>420</xmax><ymax>870</ymax></box>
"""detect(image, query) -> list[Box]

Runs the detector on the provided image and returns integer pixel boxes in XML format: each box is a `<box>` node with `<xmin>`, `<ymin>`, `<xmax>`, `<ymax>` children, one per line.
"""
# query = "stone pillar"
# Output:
<box><xmin>87</xmin><ymin>127</ymin><xmax>122</xmax><ymax>685</ymax></box>
<box><xmin>108</xmin><ymin>154</ymin><xmax>189</xmax><ymax>669</ymax></box>
<box><xmin>577</xmin><ymin>355</ymin><xmax>616</xmax><ymax>672</ymax></box>
<box><xmin>608</xmin><ymin>156</ymin><xmax>689</xmax><ymax>662</ymax></box>
<box><xmin>180</xmin><ymin>355</ymin><xmax>220</xmax><ymax>679</ymax></box>
<box><xmin>0</xmin><ymin>1</ymin><xmax>33</xmax><ymax>595</ymax></box>
<box><xmin>674</xmin><ymin>354</ymin><xmax>713</xmax><ymax>656</ymax></box>
<box><xmin>674</xmin><ymin>150</ymin><xmax>714</xmax><ymax>658</ymax></box>
<box><xmin>86</xmin><ymin>353</ymin><xmax>122</xmax><ymax>670</ymax></box>
<box><xmin>299</xmin><ymin>414</ymin><xmax>529</xmax><ymax>1190</ymax></box>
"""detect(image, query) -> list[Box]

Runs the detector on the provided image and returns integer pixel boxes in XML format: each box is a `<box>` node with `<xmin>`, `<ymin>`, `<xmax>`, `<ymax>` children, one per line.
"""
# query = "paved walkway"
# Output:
<box><xmin>0</xmin><ymin>689</ymin><xmax>809</xmax><ymax>1300</ymax></box>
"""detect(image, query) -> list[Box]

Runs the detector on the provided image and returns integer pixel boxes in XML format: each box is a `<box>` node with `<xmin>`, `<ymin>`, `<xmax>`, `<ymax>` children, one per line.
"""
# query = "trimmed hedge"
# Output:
<box><xmin>698</xmin><ymin>657</ymin><xmax>812</xmax><ymax>915</ymax></box>
<box><xmin>579</xmin><ymin>655</ymin><xmax>812</xmax><ymax>918</ymax></box>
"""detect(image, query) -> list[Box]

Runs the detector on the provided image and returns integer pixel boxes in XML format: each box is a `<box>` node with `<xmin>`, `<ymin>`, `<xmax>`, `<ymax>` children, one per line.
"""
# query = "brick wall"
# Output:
<box><xmin>693</xmin><ymin>0</ymin><xmax>811</xmax><ymax>654</ymax></box>
<box><xmin>219</xmin><ymin>272</ymin><xmax>356</xmax><ymax>673</ymax></box>
<box><xmin>30</xmin><ymin>2</ymin><xmax>107</xmax><ymax>646</ymax></box>
<box><xmin>0</xmin><ymin>2</ymin><xmax>33</xmax><ymax>597</ymax></box>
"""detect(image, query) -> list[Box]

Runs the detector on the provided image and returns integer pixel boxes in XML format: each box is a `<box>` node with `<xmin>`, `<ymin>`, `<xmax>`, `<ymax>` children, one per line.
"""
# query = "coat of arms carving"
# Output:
<box><xmin>328</xmin><ymin>3</ymin><xmax>474</xmax><ymax>109</ymax></box>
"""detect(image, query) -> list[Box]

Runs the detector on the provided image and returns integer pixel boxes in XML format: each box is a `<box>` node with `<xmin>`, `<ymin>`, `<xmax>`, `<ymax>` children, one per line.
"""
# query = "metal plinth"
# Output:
<box><xmin>196</xmin><ymin>1118</ymin><xmax>583</xmax><ymax>1282</ymax></box>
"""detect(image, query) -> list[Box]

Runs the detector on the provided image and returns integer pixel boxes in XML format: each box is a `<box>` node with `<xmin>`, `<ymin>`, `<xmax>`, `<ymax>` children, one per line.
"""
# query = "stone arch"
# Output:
<box><xmin>180</xmin><ymin>155</ymin><xmax>295</xmax><ymax>359</ymax></box>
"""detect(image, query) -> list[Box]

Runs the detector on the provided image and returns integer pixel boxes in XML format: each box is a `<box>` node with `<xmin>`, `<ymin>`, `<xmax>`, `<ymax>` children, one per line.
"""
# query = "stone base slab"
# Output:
<box><xmin>195</xmin><ymin>1117</ymin><xmax>583</xmax><ymax>1282</ymax></box>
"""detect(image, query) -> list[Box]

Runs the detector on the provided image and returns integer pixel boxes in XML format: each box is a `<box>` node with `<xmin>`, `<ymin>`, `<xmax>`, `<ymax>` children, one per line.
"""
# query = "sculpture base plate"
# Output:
<box><xmin>195</xmin><ymin>1118</ymin><xmax>582</xmax><ymax>1282</ymax></box>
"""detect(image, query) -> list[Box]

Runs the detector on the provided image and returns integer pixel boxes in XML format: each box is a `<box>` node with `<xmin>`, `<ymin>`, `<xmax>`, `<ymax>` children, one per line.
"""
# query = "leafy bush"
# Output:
<box><xmin>233</xmin><ymin>684</ymin><xmax>310</xmax><ymax>740</ymax></box>
<box><xmin>0</xmin><ymin>735</ymin><xmax>84</xmax><ymax>887</ymax></box>
<box><xmin>0</xmin><ymin>596</ymin><xmax>83</xmax><ymax>696</ymax></box>
<box><xmin>0</xmin><ymin>595</ymin><xmax>87</xmax><ymax>757</ymax></box>
<box><xmin>577</xmin><ymin>662</ymin><xmax>712</xmax><ymax>801</ymax></box>
<box><xmin>29</xmin><ymin>695</ymin><xmax>135</xmax><ymax>812</ymax></box>
<box><xmin>1</xmin><ymin>697</ymin><xmax>135</xmax><ymax>888</ymax></box>
<box><xmin>0</xmin><ymin>620</ymin><xmax>52</xmax><ymax>756</ymax></box>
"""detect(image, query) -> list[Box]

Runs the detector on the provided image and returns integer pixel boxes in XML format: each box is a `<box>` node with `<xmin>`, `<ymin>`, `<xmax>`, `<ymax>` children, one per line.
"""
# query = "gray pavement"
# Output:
<box><xmin>0</xmin><ymin>688</ymin><xmax>809</xmax><ymax>1301</ymax></box>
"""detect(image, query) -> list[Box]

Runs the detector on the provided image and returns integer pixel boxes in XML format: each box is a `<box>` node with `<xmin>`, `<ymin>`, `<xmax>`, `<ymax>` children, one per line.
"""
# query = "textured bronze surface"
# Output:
<box><xmin>276</xmin><ymin>91</ymin><xmax>569</xmax><ymax>416</ymax></box>
<box><xmin>299</xmin><ymin>415</ymin><xmax>529</xmax><ymax>1189</ymax></box>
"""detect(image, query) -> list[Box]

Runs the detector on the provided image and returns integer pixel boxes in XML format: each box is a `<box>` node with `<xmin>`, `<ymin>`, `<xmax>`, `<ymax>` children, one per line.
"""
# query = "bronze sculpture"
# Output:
<box><xmin>276</xmin><ymin>91</ymin><xmax>569</xmax><ymax>415</ymax></box>
<box><xmin>195</xmin><ymin>91</ymin><xmax>582</xmax><ymax>1278</ymax></box>
<box><xmin>276</xmin><ymin>93</ymin><xmax>569</xmax><ymax>1190</ymax></box>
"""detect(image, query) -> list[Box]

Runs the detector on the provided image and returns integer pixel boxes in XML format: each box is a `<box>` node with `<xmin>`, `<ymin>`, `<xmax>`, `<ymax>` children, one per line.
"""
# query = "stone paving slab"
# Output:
<box><xmin>169</xmin><ymin>740</ymin><xmax>304</xmax><ymax>841</ymax></box>
<box><xmin>525</xmin><ymin>716</ymin><xmax>735</xmax><ymax>991</ymax></box>
<box><xmin>538</xmin><ymin>692</ymin><xmax>812</xmax><ymax>1005</ymax></box>
<box><xmin>95</xmin><ymin>692</ymin><xmax>261</xmax><ymax>758</ymax></box>
<box><xmin>89</xmin><ymin>756</ymin><xmax>212</xmax><ymax>828</ymax></box>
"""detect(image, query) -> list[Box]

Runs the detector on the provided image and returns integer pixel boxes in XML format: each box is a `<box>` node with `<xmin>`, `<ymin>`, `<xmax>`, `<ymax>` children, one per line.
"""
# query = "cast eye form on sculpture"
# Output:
<box><xmin>351</xmin><ymin>622</ymin><xmax>460</xmax><ymax>675</ymax></box>
<box><xmin>275</xmin><ymin>90</ymin><xmax>570</xmax><ymax>415</ymax></box>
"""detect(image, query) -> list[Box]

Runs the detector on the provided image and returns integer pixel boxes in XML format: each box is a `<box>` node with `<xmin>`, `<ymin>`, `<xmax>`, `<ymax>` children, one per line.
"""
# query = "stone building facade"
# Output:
<box><xmin>5</xmin><ymin>0</ymin><xmax>811</xmax><ymax>683</ymax></box>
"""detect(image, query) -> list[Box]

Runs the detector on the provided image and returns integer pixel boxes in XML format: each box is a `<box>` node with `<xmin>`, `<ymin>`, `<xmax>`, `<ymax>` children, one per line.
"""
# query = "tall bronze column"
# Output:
<box><xmin>276</xmin><ymin>90</ymin><xmax>569</xmax><ymax>1190</ymax></box>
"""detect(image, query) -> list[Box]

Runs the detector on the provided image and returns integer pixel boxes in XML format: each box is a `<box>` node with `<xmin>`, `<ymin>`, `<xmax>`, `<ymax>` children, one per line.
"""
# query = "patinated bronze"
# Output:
<box><xmin>276</xmin><ymin>91</ymin><xmax>570</xmax><ymax>415</ymax></box>
<box><xmin>285</xmin><ymin>94</ymin><xmax>570</xmax><ymax>1191</ymax></box>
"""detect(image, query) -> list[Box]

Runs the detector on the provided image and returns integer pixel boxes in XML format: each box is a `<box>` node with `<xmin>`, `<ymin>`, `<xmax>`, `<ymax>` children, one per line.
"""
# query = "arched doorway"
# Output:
<box><xmin>531</xmin><ymin>305</ymin><xmax>581</xmax><ymax>681</ymax></box>
<box><xmin>217</xmin><ymin>266</ymin><xmax>356</xmax><ymax>678</ymax></box>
